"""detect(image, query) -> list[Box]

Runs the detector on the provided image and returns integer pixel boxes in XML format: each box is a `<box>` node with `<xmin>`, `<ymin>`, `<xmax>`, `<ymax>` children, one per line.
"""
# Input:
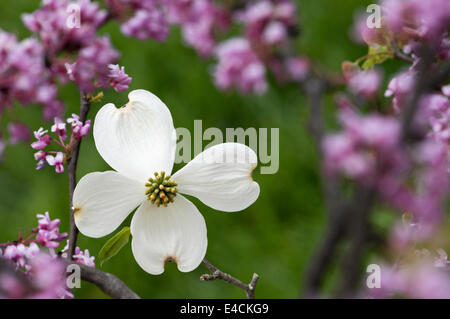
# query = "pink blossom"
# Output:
<box><xmin>7</xmin><ymin>122</ymin><xmax>30</xmax><ymax>145</ymax></box>
<box><xmin>435</xmin><ymin>249</ymin><xmax>450</xmax><ymax>269</ymax></box>
<box><xmin>65</xmin><ymin>37</ymin><xmax>119</xmax><ymax>93</ymax></box>
<box><xmin>51</xmin><ymin>118</ymin><xmax>67</xmax><ymax>141</ymax></box>
<box><xmin>46</xmin><ymin>152</ymin><xmax>65</xmax><ymax>174</ymax></box>
<box><xmin>108</xmin><ymin>64</ymin><xmax>132</xmax><ymax>92</ymax></box>
<box><xmin>29</xmin><ymin>253</ymin><xmax>69</xmax><ymax>299</ymax></box>
<box><xmin>22</xmin><ymin>0</ymin><xmax>107</xmax><ymax>54</ymax></box>
<box><xmin>347</xmin><ymin>69</ymin><xmax>382</xmax><ymax>99</ymax></box>
<box><xmin>239</xmin><ymin>0</ymin><xmax>297</xmax><ymax>49</ymax></box>
<box><xmin>36</xmin><ymin>211</ymin><xmax>68</xmax><ymax>248</ymax></box>
<box><xmin>262</xmin><ymin>21</ymin><xmax>287</xmax><ymax>45</ymax></box>
<box><xmin>442</xmin><ymin>85</ymin><xmax>450</xmax><ymax>97</ymax></box>
<box><xmin>31</xmin><ymin>128</ymin><xmax>51</xmax><ymax>150</ymax></box>
<box><xmin>285</xmin><ymin>57</ymin><xmax>309</xmax><ymax>82</ymax></box>
<box><xmin>61</xmin><ymin>240</ymin><xmax>95</xmax><ymax>268</ymax></box>
<box><xmin>214</xmin><ymin>38</ymin><xmax>267</xmax><ymax>94</ymax></box>
<box><xmin>121</xmin><ymin>9</ymin><xmax>169</xmax><ymax>42</ymax></box>
<box><xmin>71</xmin><ymin>119</ymin><xmax>91</xmax><ymax>140</ymax></box>
<box><xmin>73</xmin><ymin>248</ymin><xmax>95</xmax><ymax>268</ymax></box>
<box><xmin>385</xmin><ymin>71</ymin><xmax>416</xmax><ymax>112</ymax></box>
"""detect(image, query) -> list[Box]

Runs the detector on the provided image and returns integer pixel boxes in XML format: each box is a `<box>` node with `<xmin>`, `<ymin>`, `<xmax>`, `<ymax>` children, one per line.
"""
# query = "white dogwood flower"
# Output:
<box><xmin>73</xmin><ymin>89</ymin><xmax>260</xmax><ymax>275</ymax></box>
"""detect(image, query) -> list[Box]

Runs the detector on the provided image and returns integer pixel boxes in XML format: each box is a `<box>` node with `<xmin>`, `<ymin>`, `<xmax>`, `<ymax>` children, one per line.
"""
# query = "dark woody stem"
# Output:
<box><xmin>67</xmin><ymin>93</ymin><xmax>90</xmax><ymax>260</ymax></box>
<box><xmin>201</xmin><ymin>259</ymin><xmax>260</xmax><ymax>299</ymax></box>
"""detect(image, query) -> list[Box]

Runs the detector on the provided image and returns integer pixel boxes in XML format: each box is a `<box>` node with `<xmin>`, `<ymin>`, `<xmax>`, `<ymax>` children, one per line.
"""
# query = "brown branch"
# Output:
<box><xmin>63</xmin><ymin>259</ymin><xmax>140</xmax><ymax>299</ymax></box>
<box><xmin>335</xmin><ymin>186</ymin><xmax>376</xmax><ymax>297</ymax></box>
<box><xmin>200</xmin><ymin>259</ymin><xmax>259</xmax><ymax>299</ymax></box>
<box><xmin>67</xmin><ymin>94</ymin><xmax>90</xmax><ymax>260</ymax></box>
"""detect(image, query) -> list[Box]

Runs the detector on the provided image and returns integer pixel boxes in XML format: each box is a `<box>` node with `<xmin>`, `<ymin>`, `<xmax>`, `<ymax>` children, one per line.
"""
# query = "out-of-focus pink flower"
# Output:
<box><xmin>435</xmin><ymin>249</ymin><xmax>450</xmax><ymax>269</ymax></box>
<box><xmin>108</xmin><ymin>64</ymin><xmax>132</xmax><ymax>92</ymax></box>
<box><xmin>285</xmin><ymin>57</ymin><xmax>309</xmax><ymax>82</ymax></box>
<box><xmin>382</xmin><ymin>0</ymin><xmax>450</xmax><ymax>41</ymax></box>
<box><xmin>442</xmin><ymin>85</ymin><xmax>450</xmax><ymax>97</ymax></box>
<box><xmin>7</xmin><ymin>122</ymin><xmax>30</xmax><ymax>145</ymax></box>
<box><xmin>262</xmin><ymin>21</ymin><xmax>287</xmax><ymax>45</ymax></box>
<box><xmin>180</xmin><ymin>0</ymin><xmax>224</xmax><ymax>56</ymax></box>
<box><xmin>371</xmin><ymin>262</ymin><xmax>450</xmax><ymax>299</ymax></box>
<box><xmin>22</xmin><ymin>0</ymin><xmax>107</xmax><ymax>54</ymax></box>
<box><xmin>323</xmin><ymin>109</ymin><xmax>402</xmax><ymax>182</ymax></box>
<box><xmin>3</xmin><ymin>243</ymin><xmax>39</xmax><ymax>269</ymax></box>
<box><xmin>347</xmin><ymin>69</ymin><xmax>382</xmax><ymax>99</ymax></box>
<box><xmin>385</xmin><ymin>71</ymin><xmax>416</xmax><ymax>112</ymax></box>
<box><xmin>421</xmin><ymin>94</ymin><xmax>450</xmax><ymax>145</ymax></box>
<box><xmin>29</xmin><ymin>253</ymin><xmax>69</xmax><ymax>299</ymax></box>
<box><xmin>239</xmin><ymin>0</ymin><xmax>297</xmax><ymax>48</ymax></box>
<box><xmin>121</xmin><ymin>9</ymin><xmax>169</xmax><ymax>42</ymax></box>
<box><xmin>351</xmin><ymin>13</ymin><xmax>387</xmax><ymax>45</ymax></box>
<box><xmin>213</xmin><ymin>38</ymin><xmax>267</xmax><ymax>94</ymax></box>
<box><xmin>0</xmin><ymin>138</ymin><xmax>5</xmax><ymax>162</ymax></box>
<box><xmin>0</xmin><ymin>30</ymin><xmax>62</xmax><ymax>119</ymax></box>
<box><xmin>46</xmin><ymin>152</ymin><xmax>65</xmax><ymax>174</ymax></box>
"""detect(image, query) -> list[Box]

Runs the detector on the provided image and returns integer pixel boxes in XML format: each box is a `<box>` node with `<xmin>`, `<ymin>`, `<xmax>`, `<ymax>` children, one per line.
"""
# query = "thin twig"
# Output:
<box><xmin>67</xmin><ymin>94</ymin><xmax>90</xmax><ymax>260</ymax></box>
<box><xmin>392</xmin><ymin>41</ymin><xmax>414</xmax><ymax>64</ymax></box>
<box><xmin>200</xmin><ymin>259</ymin><xmax>259</xmax><ymax>299</ymax></box>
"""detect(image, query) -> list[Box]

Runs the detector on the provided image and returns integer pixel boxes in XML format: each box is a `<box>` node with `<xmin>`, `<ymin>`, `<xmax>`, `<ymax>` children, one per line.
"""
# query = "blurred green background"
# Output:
<box><xmin>0</xmin><ymin>0</ymin><xmax>375</xmax><ymax>298</ymax></box>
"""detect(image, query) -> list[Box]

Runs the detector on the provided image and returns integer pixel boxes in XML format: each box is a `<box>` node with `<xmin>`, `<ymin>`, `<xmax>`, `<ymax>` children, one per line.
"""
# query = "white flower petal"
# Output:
<box><xmin>130</xmin><ymin>196</ymin><xmax>207</xmax><ymax>275</ymax></box>
<box><xmin>94</xmin><ymin>89</ymin><xmax>177</xmax><ymax>183</ymax></box>
<box><xmin>73</xmin><ymin>171</ymin><xmax>146</xmax><ymax>238</ymax></box>
<box><xmin>172</xmin><ymin>143</ymin><xmax>260</xmax><ymax>212</ymax></box>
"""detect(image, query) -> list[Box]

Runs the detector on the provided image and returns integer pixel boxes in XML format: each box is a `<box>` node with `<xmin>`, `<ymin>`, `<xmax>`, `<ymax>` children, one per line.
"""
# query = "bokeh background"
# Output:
<box><xmin>0</xmin><ymin>0</ymin><xmax>379</xmax><ymax>298</ymax></box>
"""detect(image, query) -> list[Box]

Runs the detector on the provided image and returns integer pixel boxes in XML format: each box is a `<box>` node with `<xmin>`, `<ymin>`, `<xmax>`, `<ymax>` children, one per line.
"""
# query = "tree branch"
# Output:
<box><xmin>64</xmin><ymin>260</ymin><xmax>140</xmax><ymax>299</ymax></box>
<box><xmin>301</xmin><ymin>74</ymin><xmax>353</xmax><ymax>297</ymax></box>
<box><xmin>200</xmin><ymin>259</ymin><xmax>259</xmax><ymax>299</ymax></box>
<box><xmin>67</xmin><ymin>94</ymin><xmax>90</xmax><ymax>260</ymax></box>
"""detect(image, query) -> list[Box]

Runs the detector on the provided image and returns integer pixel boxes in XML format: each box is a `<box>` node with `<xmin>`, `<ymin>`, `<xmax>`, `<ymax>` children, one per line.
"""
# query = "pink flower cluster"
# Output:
<box><xmin>0</xmin><ymin>253</ymin><xmax>69</xmax><ymax>299</ymax></box>
<box><xmin>21</xmin><ymin>0</ymin><xmax>132</xmax><ymax>94</ymax></box>
<box><xmin>103</xmin><ymin>0</ymin><xmax>302</xmax><ymax>94</ymax></box>
<box><xmin>170</xmin><ymin>0</ymin><xmax>229</xmax><ymax>57</ymax></box>
<box><xmin>36</xmin><ymin>212</ymin><xmax>68</xmax><ymax>249</ymax></box>
<box><xmin>212</xmin><ymin>0</ymin><xmax>302</xmax><ymax>94</ymax></box>
<box><xmin>239</xmin><ymin>0</ymin><xmax>297</xmax><ymax>47</ymax></box>
<box><xmin>324</xmin><ymin>109</ymin><xmax>449</xmax><ymax>230</ymax></box>
<box><xmin>1</xmin><ymin>0</ymin><xmax>135</xmax><ymax>163</ymax></box>
<box><xmin>381</xmin><ymin>0</ymin><xmax>450</xmax><ymax>43</ymax></box>
<box><xmin>371</xmin><ymin>260</ymin><xmax>450</xmax><ymax>299</ymax></box>
<box><xmin>323</xmin><ymin>109</ymin><xmax>402</xmax><ymax>182</ymax></box>
<box><xmin>214</xmin><ymin>38</ymin><xmax>267</xmax><ymax>95</ymax></box>
<box><xmin>61</xmin><ymin>241</ymin><xmax>95</xmax><ymax>268</ymax></box>
<box><xmin>342</xmin><ymin>63</ymin><xmax>382</xmax><ymax>99</ymax></box>
<box><xmin>0</xmin><ymin>30</ymin><xmax>63</xmax><ymax>119</ymax></box>
<box><xmin>0</xmin><ymin>212</ymin><xmax>94</xmax><ymax>298</ymax></box>
<box><xmin>31</xmin><ymin>113</ymin><xmax>91</xmax><ymax>173</ymax></box>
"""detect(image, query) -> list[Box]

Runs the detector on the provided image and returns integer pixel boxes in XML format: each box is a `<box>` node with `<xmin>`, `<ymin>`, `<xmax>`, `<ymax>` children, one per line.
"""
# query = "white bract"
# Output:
<box><xmin>73</xmin><ymin>89</ymin><xmax>260</xmax><ymax>275</ymax></box>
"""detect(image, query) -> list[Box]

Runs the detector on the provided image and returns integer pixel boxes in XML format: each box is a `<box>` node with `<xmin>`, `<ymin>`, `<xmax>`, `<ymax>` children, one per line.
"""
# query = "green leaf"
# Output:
<box><xmin>97</xmin><ymin>227</ymin><xmax>131</xmax><ymax>267</ymax></box>
<box><xmin>361</xmin><ymin>45</ymin><xmax>394</xmax><ymax>69</ymax></box>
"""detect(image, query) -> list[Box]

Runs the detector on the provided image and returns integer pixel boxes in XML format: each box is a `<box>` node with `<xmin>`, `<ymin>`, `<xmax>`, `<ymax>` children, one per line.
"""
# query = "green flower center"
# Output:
<box><xmin>145</xmin><ymin>171</ymin><xmax>178</xmax><ymax>207</ymax></box>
